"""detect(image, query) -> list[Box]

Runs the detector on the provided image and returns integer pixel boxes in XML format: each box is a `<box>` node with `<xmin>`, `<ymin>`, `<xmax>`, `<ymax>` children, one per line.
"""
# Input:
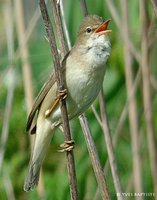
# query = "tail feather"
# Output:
<box><xmin>24</xmin><ymin>119</ymin><xmax>55</xmax><ymax>191</ymax></box>
<box><xmin>23</xmin><ymin>162</ymin><xmax>41</xmax><ymax>192</ymax></box>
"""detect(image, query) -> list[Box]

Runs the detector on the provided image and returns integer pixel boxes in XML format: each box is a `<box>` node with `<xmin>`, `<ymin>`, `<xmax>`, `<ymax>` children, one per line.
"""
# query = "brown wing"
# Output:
<box><xmin>26</xmin><ymin>73</ymin><xmax>56</xmax><ymax>132</ymax></box>
<box><xmin>26</xmin><ymin>51</ymin><xmax>70</xmax><ymax>133</ymax></box>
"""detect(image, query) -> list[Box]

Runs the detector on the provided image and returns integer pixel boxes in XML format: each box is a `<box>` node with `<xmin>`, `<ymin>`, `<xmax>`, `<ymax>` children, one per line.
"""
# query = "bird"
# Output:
<box><xmin>24</xmin><ymin>15</ymin><xmax>112</xmax><ymax>192</ymax></box>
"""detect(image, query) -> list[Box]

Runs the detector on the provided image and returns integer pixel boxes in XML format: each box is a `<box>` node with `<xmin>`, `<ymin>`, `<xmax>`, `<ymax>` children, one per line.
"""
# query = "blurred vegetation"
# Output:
<box><xmin>0</xmin><ymin>0</ymin><xmax>157</xmax><ymax>200</ymax></box>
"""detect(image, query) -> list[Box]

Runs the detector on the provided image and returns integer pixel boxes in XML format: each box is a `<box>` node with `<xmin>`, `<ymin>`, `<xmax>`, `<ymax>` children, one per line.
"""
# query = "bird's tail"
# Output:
<box><xmin>23</xmin><ymin>160</ymin><xmax>41</xmax><ymax>192</ymax></box>
<box><xmin>24</xmin><ymin>120</ymin><xmax>55</xmax><ymax>192</ymax></box>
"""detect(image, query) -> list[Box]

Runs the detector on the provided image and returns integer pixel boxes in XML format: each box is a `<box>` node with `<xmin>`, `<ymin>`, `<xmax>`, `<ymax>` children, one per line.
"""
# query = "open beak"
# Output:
<box><xmin>95</xmin><ymin>19</ymin><xmax>112</xmax><ymax>36</ymax></box>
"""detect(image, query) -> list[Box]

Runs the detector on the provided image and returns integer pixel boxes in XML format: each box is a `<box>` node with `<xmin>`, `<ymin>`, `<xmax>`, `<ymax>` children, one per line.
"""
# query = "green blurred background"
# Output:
<box><xmin>0</xmin><ymin>0</ymin><xmax>157</xmax><ymax>199</ymax></box>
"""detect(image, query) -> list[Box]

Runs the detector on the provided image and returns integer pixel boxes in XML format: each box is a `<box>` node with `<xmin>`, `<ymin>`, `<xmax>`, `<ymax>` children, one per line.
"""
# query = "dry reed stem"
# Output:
<box><xmin>57</xmin><ymin>1</ymin><xmax>111</xmax><ymax>198</ymax></box>
<box><xmin>14</xmin><ymin>0</ymin><xmax>34</xmax><ymax>114</ymax></box>
<box><xmin>105</xmin><ymin>0</ymin><xmax>141</xmax><ymax>63</ymax></box>
<box><xmin>0</xmin><ymin>6</ymin><xmax>15</xmax><ymax>199</ymax></box>
<box><xmin>99</xmin><ymin>91</ymin><xmax>123</xmax><ymax>200</ymax></box>
<box><xmin>93</xmin><ymin>66</ymin><xmax>142</xmax><ymax>200</ymax></box>
<box><xmin>14</xmin><ymin>0</ymin><xmax>45</xmax><ymax>197</ymax></box>
<box><xmin>0</xmin><ymin>0</ymin><xmax>15</xmax><ymax>173</ymax></box>
<box><xmin>125</xmin><ymin>128</ymin><xmax>144</xmax><ymax>200</ymax></box>
<box><xmin>80</xmin><ymin>0</ymin><xmax>88</xmax><ymax>17</ymax></box>
<box><xmin>58</xmin><ymin>0</ymin><xmax>72</xmax><ymax>49</ymax></box>
<box><xmin>50</xmin><ymin>0</ymin><xmax>67</xmax><ymax>56</ymax></box>
<box><xmin>81</xmin><ymin>0</ymin><xmax>123</xmax><ymax>198</ymax></box>
<box><xmin>120</xmin><ymin>0</ymin><xmax>143</xmax><ymax>197</ymax></box>
<box><xmin>79</xmin><ymin>114</ymin><xmax>111</xmax><ymax>200</ymax></box>
<box><xmin>1</xmin><ymin>1</ymin><xmax>43</xmax><ymax>75</ymax></box>
<box><xmin>0</xmin><ymin>8</ymin><xmax>15</xmax><ymax>200</ymax></box>
<box><xmin>91</xmin><ymin>105</ymin><xmax>103</xmax><ymax>127</ymax></box>
<box><xmin>39</xmin><ymin>1</ymin><xmax>78</xmax><ymax>199</ymax></box>
<box><xmin>14</xmin><ymin>0</ymin><xmax>48</xmax><ymax>61</ymax></box>
<box><xmin>0</xmin><ymin>70</ymin><xmax>15</xmax><ymax>172</ymax></box>
<box><xmin>140</xmin><ymin>0</ymin><xmax>157</xmax><ymax>197</ymax></box>
<box><xmin>79</xmin><ymin>1</ymin><xmax>111</xmax><ymax>199</ymax></box>
<box><xmin>113</xmin><ymin>68</ymin><xmax>141</xmax><ymax>145</ymax></box>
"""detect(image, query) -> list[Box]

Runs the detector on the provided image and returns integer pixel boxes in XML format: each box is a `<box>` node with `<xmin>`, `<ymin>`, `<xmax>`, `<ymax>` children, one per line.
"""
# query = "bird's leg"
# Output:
<box><xmin>45</xmin><ymin>89</ymin><xmax>67</xmax><ymax>117</ymax></box>
<box><xmin>57</xmin><ymin>140</ymin><xmax>75</xmax><ymax>152</ymax></box>
<box><xmin>45</xmin><ymin>89</ymin><xmax>74</xmax><ymax>152</ymax></box>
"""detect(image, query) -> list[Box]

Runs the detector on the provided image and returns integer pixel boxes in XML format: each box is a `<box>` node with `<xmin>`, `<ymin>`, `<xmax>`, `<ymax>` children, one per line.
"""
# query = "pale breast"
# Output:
<box><xmin>65</xmin><ymin>55</ymin><xmax>106</xmax><ymax>118</ymax></box>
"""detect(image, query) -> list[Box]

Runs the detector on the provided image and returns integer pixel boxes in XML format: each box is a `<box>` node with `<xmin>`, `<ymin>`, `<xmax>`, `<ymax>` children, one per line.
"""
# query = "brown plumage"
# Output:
<box><xmin>24</xmin><ymin>15</ymin><xmax>111</xmax><ymax>191</ymax></box>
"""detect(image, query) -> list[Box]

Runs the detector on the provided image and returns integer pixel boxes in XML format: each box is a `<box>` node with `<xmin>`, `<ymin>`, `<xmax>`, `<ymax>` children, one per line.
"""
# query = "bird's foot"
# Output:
<box><xmin>45</xmin><ymin>89</ymin><xmax>67</xmax><ymax>117</ymax></box>
<box><xmin>57</xmin><ymin>89</ymin><xmax>67</xmax><ymax>100</ymax></box>
<box><xmin>57</xmin><ymin>140</ymin><xmax>75</xmax><ymax>152</ymax></box>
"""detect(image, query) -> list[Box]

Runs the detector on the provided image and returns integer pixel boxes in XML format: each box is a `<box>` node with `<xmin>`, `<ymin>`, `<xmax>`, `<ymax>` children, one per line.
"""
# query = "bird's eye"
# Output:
<box><xmin>86</xmin><ymin>27</ymin><xmax>92</xmax><ymax>33</ymax></box>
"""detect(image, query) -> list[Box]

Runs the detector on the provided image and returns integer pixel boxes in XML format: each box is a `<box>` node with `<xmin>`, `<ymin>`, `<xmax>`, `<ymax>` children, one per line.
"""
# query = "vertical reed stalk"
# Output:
<box><xmin>120</xmin><ymin>0</ymin><xmax>143</xmax><ymax>197</ymax></box>
<box><xmin>40</xmin><ymin>1</ymin><xmax>78</xmax><ymax>199</ymax></box>
<box><xmin>14</xmin><ymin>0</ymin><xmax>45</xmax><ymax>197</ymax></box>
<box><xmin>140</xmin><ymin>0</ymin><xmax>157</xmax><ymax>196</ymax></box>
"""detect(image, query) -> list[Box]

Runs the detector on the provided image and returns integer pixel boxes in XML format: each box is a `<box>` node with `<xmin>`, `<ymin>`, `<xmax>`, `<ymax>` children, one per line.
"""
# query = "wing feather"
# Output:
<box><xmin>26</xmin><ymin>51</ymin><xmax>70</xmax><ymax>133</ymax></box>
<box><xmin>26</xmin><ymin>73</ymin><xmax>55</xmax><ymax>132</ymax></box>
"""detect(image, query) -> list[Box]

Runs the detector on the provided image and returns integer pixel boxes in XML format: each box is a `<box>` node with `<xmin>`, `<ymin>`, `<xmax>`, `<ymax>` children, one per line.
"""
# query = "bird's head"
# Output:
<box><xmin>74</xmin><ymin>15</ymin><xmax>112</xmax><ymax>63</ymax></box>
